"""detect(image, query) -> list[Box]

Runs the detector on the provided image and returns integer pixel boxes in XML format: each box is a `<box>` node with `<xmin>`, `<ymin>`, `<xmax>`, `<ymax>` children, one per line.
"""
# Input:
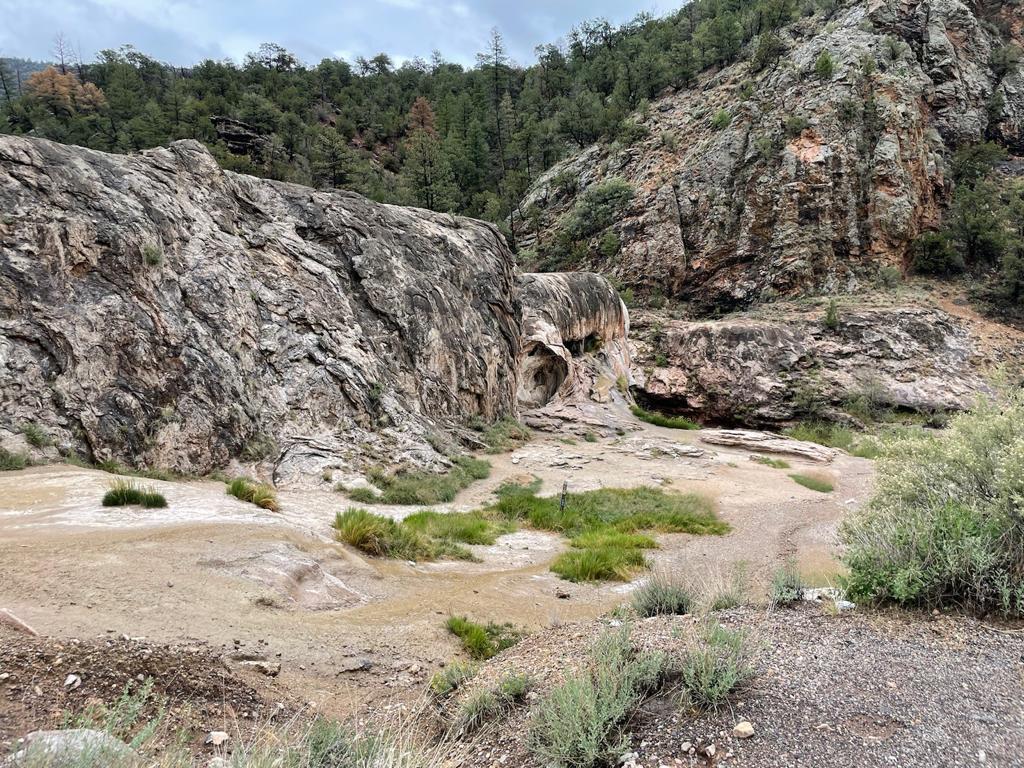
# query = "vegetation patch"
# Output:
<box><xmin>487</xmin><ymin>485</ymin><xmax>726</xmax><ymax>583</ymax></box>
<box><xmin>789</xmin><ymin>473</ymin><xmax>834</xmax><ymax>493</ymax></box>
<box><xmin>784</xmin><ymin>421</ymin><xmax>882</xmax><ymax>459</ymax></box>
<box><xmin>334</xmin><ymin>508</ymin><xmax>510</xmax><ymax>562</ymax></box>
<box><xmin>363</xmin><ymin>456</ymin><xmax>491</xmax><ymax>505</ymax></box>
<box><xmin>226</xmin><ymin>477</ymin><xmax>280</xmax><ymax>512</ymax></box>
<box><xmin>430</xmin><ymin>661</ymin><xmax>477</xmax><ymax>697</ymax></box>
<box><xmin>631</xmin><ymin>573</ymin><xmax>694</xmax><ymax>617</ymax></box>
<box><xmin>455</xmin><ymin>672</ymin><xmax>535</xmax><ymax>734</ymax></box>
<box><xmin>0</xmin><ymin>447</ymin><xmax>28</xmax><ymax>471</ymax></box>
<box><xmin>630</xmin><ymin>405</ymin><xmax>699</xmax><ymax>430</ymax></box>
<box><xmin>20</xmin><ymin>422</ymin><xmax>50</xmax><ymax>448</ymax></box>
<box><xmin>770</xmin><ymin>560</ymin><xmax>805</xmax><ymax>606</ymax></box>
<box><xmin>753</xmin><ymin>455</ymin><xmax>790</xmax><ymax>469</ymax></box>
<box><xmin>678</xmin><ymin>621</ymin><xmax>755</xmax><ymax>711</ymax></box>
<box><xmin>102</xmin><ymin>479</ymin><xmax>167</xmax><ymax>508</ymax></box>
<box><xmin>473</xmin><ymin>417</ymin><xmax>532</xmax><ymax>454</ymax></box>
<box><xmin>445</xmin><ymin>615</ymin><xmax>523</xmax><ymax>660</ymax></box>
<box><xmin>528</xmin><ymin>626</ymin><xmax>669</xmax><ymax>768</ymax></box>
<box><xmin>840</xmin><ymin>395</ymin><xmax>1024</xmax><ymax>616</ymax></box>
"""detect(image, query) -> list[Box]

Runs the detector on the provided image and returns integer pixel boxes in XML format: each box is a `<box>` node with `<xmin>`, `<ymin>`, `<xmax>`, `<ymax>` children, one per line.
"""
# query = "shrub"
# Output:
<box><xmin>784</xmin><ymin>115</ymin><xmax>809</xmax><ymax>138</ymax></box>
<box><xmin>561</xmin><ymin>179</ymin><xmax>636</xmax><ymax>241</ymax></box>
<box><xmin>102</xmin><ymin>480</ymin><xmax>167</xmax><ymax>508</ymax></box>
<box><xmin>446</xmin><ymin>615</ymin><xmax>522</xmax><ymax>660</ymax></box>
<box><xmin>599</xmin><ymin>231</ymin><xmax>621</xmax><ymax>258</ymax></box>
<box><xmin>840</xmin><ymin>395</ymin><xmax>1024</xmax><ymax>615</ymax></box>
<box><xmin>430</xmin><ymin>661</ymin><xmax>476</xmax><ymax>696</ymax></box>
<box><xmin>814</xmin><ymin>50</ymin><xmax>835</xmax><ymax>80</ymax></box>
<box><xmin>711</xmin><ymin>109</ymin><xmax>732</xmax><ymax>131</ymax></box>
<box><xmin>478</xmin><ymin>418</ymin><xmax>531</xmax><ymax>453</ymax></box>
<box><xmin>528</xmin><ymin>627</ymin><xmax>668</xmax><ymax>768</ymax></box>
<box><xmin>912</xmin><ymin>231</ymin><xmax>964</xmax><ymax>276</ymax></box>
<box><xmin>877</xmin><ymin>264</ymin><xmax>902</xmax><ymax>288</ymax></box>
<box><xmin>241</xmin><ymin>433</ymin><xmax>278</xmax><ymax>462</ymax></box>
<box><xmin>771</xmin><ymin>560</ymin><xmax>804</xmax><ymax>605</ymax></box>
<box><xmin>678</xmin><ymin>622</ymin><xmax>754</xmax><ymax>710</ymax></box>
<box><xmin>583</xmin><ymin>431</ymin><xmax>598</xmax><ymax>443</ymax></box>
<box><xmin>142</xmin><ymin>243</ymin><xmax>162</xmax><ymax>266</ymax></box>
<box><xmin>455</xmin><ymin>672</ymin><xmax>535</xmax><ymax>733</ymax></box>
<box><xmin>824</xmin><ymin>298</ymin><xmax>839</xmax><ymax>330</ymax></box>
<box><xmin>227</xmin><ymin>477</ymin><xmax>280</xmax><ymax>511</ymax></box>
<box><xmin>0</xmin><ymin>448</ymin><xmax>28</xmax><ymax>471</ymax></box>
<box><xmin>344</xmin><ymin>486</ymin><xmax>379</xmax><ymax>504</ymax></box>
<box><xmin>630</xmin><ymin>405</ymin><xmax>698</xmax><ymax>430</ymax></box>
<box><xmin>631</xmin><ymin>573</ymin><xmax>693</xmax><ymax>617</ymax></box>
<box><xmin>753</xmin><ymin>455</ymin><xmax>790</xmax><ymax>469</ymax></box>
<box><xmin>790</xmin><ymin>473</ymin><xmax>834</xmax><ymax>493</ymax></box>
<box><xmin>21</xmin><ymin>423</ymin><xmax>50</xmax><ymax>448</ymax></box>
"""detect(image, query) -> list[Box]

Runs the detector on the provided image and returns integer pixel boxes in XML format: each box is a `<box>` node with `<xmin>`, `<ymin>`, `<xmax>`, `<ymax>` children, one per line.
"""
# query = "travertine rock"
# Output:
<box><xmin>0</xmin><ymin>136</ymin><xmax>520</xmax><ymax>482</ymax></box>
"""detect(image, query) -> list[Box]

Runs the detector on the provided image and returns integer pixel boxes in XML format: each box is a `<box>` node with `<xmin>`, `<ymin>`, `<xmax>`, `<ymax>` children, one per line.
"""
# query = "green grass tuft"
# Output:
<box><xmin>631</xmin><ymin>573</ymin><xmax>694</xmax><ymax>617</ymax></box>
<box><xmin>770</xmin><ymin>559</ymin><xmax>804</xmax><ymax>606</ymax></box>
<box><xmin>630</xmin><ymin>405</ymin><xmax>699</xmax><ymax>430</ymax></box>
<box><xmin>552</xmin><ymin>547</ymin><xmax>648</xmax><ymax>583</ymax></box>
<box><xmin>102</xmin><ymin>479</ymin><xmax>167</xmax><ymax>508</ymax></box>
<box><xmin>362</xmin><ymin>456</ymin><xmax>491</xmax><ymax>505</ymax></box>
<box><xmin>476</xmin><ymin>418</ymin><xmax>532</xmax><ymax>453</ymax></box>
<box><xmin>344</xmin><ymin>486</ymin><xmax>379</xmax><ymax>504</ymax></box>
<box><xmin>790</xmin><ymin>473</ymin><xmax>834</xmax><ymax>493</ymax></box>
<box><xmin>0</xmin><ymin>447</ymin><xmax>28</xmax><ymax>471</ymax></box>
<box><xmin>678</xmin><ymin>622</ymin><xmax>755</xmax><ymax>710</ymax></box>
<box><xmin>445</xmin><ymin>615</ymin><xmax>522</xmax><ymax>660</ymax></box>
<box><xmin>455</xmin><ymin>672</ymin><xmax>535</xmax><ymax>733</ymax></box>
<box><xmin>227</xmin><ymin>477</ymin><xmax>280</xmax><ymax>511</ymax></box>
<box><xmin>753</xmin><ymin>455</ymin><xmax>790</xmax><ymax>469</ymax></box>
<box><xmin>429</xmin><ymin>661</ymin><xmax>476</xmax><ymax>697</ymax></box>
<box><xmin>20</xmin><ymin>423</ymin><xmax>50</xmax><ymax>448</ymax></box>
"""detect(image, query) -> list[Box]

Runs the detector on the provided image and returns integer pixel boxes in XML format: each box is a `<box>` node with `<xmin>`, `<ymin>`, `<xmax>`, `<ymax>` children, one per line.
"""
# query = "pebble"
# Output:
<box><xmin>733</xmin><ymin>721</ymin><xmax>755</xmax><ymax>739</ymax></box>
<box><xmin>205</xmin><ymin>731</ymin><xmax>230</xmax><ymax>747</ymax></box>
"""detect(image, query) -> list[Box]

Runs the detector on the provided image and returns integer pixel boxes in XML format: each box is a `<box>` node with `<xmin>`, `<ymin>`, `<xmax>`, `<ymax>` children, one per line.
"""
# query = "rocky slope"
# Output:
<box><xmin>0</xmin><ymin>136</ymin><xmax>522</xmax><ymax>482</ymax></box>
<box><xmin>520</xmin><ymin>0</ymin><xmax>1023</xmax><ymax>311</ymax></box>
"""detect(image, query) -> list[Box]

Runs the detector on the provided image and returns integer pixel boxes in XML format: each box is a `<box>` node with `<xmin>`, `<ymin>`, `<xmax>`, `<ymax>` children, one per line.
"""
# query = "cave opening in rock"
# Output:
<box><xmin>517</xmin><ymin>343</ymin><xmax>569</xmax><ymax>408</ymax></box>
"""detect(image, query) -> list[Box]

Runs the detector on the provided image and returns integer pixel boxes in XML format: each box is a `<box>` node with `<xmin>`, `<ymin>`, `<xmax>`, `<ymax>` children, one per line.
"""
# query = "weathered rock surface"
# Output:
<box><xmin>700</xmin><ymin>430</ymin><xmax>838</xmax><ymax>463</ymax></box>
<box><xmin>0</xmin><ymin>136</ymin><xmax>520</xmax><ymax>481</ymax></box>
<box><xmin>630</xmin><ymin>302</ymin><xmax>1010</xmax><ymax>426</ymax></box>
<box><xmin>3</xmin><ymin>729</ymin><xmax>137</xmax><ymax>767</ymax></box>
<box><xmin>520</xmin><ymin>0</ymin><xmax>1023</xmax><ymax>310</ymax></box>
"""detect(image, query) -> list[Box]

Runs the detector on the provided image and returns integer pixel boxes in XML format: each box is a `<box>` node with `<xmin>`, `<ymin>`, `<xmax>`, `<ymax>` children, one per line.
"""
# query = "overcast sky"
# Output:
<box><xmin>0</xmin><ymin>0</ymin><xmax>672</xmax><ymax>68</ymax></box>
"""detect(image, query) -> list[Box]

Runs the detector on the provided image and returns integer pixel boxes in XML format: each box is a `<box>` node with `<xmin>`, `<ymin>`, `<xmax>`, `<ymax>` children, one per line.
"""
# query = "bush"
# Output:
<box><xmin>814</xmin><ymin>50</ymin><xmax>835</xmax><ymax>80</ymax></box>
<box><xmin>771</xmin><ymin>560</ymin><xmax>804</xmax><ymax>605</ymax></box>
<box><xmin>21</xmin><ymin>423</ymin><xmax>50</xmax><ymax>448</ymax></box>
<box><xmin>711</xmin><ymin>109</ymin><xmax>732</xmax><ymax>131</ymax></box>
<box><xmin>561</xmin><ymin>179</ymin><xmax>636</xmax><ymax>241</ymax></box>
<box><xmin>477</xmin><ymin>418</ymin><xmax>531</xmax><ymax>454</ymax></box>
<box><xmin>599</xmin><ymin>231</ymin><xmax>621</xmax><ymax>258</ymax></box>
<box><xmin>678</xmin><ymin>622</ymin><xmax>754</xmax><ymax>710</ymax></box>
<box><xmin>0</xmin><ymin>447</ymin><xmax>28</xmax><ymax>471</ymax></box>
<box><xmin>429</xmin><ymin>661</ymin><xmax>476</xmax><ymax>697</ymax></box>
<box><xmin>912</xmin><ymin>231</ymin><xmax>964</xmax><ymax>276</ymax></box>
<box><xmin>840</xmin><ymin>395</ymin><xmax>1024</xmax><ymax>615</ymax></box>
<box><xmin>445</xmin><ymin>615</ymin><xmax>522</xmax><ymax>660</ymax></box>
<box><xmin>528</xmin><ymin>626</ymin><xmax>668</xmax><ymax>768</ymax></box>
<box><xmin>631</xmin><ymin>573</ymin><xmax>694</xmax><ymax>617</ymax></box>
<box><xmin>455</xmin><ymin>672</ymin><xmax>535</xmax><ymax>733</ymax></box>
<box><xmin>142</xmin><ymin>243</ymin><xmax>162</xmax><ymax>266</ymax></box>
<box><xmin>102</xmin><ymin>480</ymin><xmax>167</xmax><ymax>508</ymax></box>
<box><xmin>630</xmin><ymin>405</ymin><xmax>699</xmax><ymax>430</ymax></box>
<box><xmin>227</xmin><ymin>477</ymin><xmax>280</xmax><ymax>511</ymax></box>
<box><xmin>790</xmin><ymin>473</ymin><xmax>834</xmax><ymax>493</ymax></box>
<box><xmin>784</xmin><ymin>115</ymin><xmax>809</xmax><ymax>138</ymax></box>
<box><xmin>824</xmin><ymin>298</ymin><xmax>839</xmax><ymax>330</ymax></box>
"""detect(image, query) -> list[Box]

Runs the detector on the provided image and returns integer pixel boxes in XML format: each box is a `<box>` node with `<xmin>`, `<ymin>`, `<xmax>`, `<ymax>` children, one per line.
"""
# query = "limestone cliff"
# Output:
<box><xmin>519</xmin><ymin>0</ymin><xmax>1023</xmax><ymax>311</ymax></box>
<box><xmin>0</xmin><ymin>136</ymin><xmax>521</xmax><ymax>481</ymax></box>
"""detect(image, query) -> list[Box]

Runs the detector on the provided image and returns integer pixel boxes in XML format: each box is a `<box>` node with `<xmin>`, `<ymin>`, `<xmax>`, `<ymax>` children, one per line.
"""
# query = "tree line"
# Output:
<box><xmin>0</xmin><ymin>0</ymin><xmax>823</xmax><ymax>244</ymax></box>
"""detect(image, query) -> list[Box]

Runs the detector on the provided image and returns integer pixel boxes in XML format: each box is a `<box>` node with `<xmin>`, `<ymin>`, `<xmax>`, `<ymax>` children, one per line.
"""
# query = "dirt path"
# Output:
<box><xmin>0</xmin><ymin>420</ymin><xmax>872</xmax><ymax>722</ymax></box>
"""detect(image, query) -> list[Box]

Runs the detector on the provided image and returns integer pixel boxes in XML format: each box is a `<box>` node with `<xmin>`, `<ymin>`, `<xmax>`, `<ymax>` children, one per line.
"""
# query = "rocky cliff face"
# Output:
<box><xmin>0</xmin><ymin>136</ymin><xmax>520</xmax><ymax>482</ymax></box>
<box><xmin>630</xmin><ymin>297</ymin><xmax>1024</xmax><ymax>427</ymax></box>
<box><xmin>520</xmin><ymin>0</ymin><xmax>1022</xmax><ymax>311</ymax></box>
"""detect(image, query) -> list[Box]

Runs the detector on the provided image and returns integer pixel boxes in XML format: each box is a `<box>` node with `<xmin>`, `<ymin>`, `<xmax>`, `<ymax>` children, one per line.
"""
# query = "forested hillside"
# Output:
<box><xmin>0</xmin><ymin>0</ymin><xmax>842</xmax><ymax>244</ymax></box>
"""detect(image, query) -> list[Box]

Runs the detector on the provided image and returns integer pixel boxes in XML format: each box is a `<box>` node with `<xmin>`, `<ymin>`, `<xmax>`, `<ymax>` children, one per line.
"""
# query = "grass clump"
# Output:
<box><xmin>430</xmin><ymin>661</ymin><xmax>476</xmax><ymax>697</ymax></box>
<box><xmin>678</xmin><ymin>621</ymin><xmax>754</xmax><ymax>710</ymax></box>
<box><xmin>790</xmin><ymin>473</ymin><xmax>834</xmax><ymax>493</ymax></box>
<box><xmin>344</xmin><ymin>486</ymin><xmax>379</xmax><ymax>504</ymax></box>
<box><xmin>455</xmin><ymin>672</ymin><xmax>535</xmax><ymax>733</ymax></box>
<box><xmin>365</xmin><ymin>456</ymin><xmax>491</xmax><ymax>505</ymax></box>
<box><xmin>334</xmin><ymin>508</ymin><xmax>510</xmax><ymax>562</ymax></box>
<box><xmin>102</xmin><ymin>480</ymin><xmax>167</xmax><ymax>508</ymax></box>
<box><xmin>785</xmin><ymin>421</ymin><xmax>881</xmax><ymax>458</ymax></box>
<box><xmin>840</xmin><ymin>395</ymin><xmax>1024</xmax><ymax>616</ymax></box>
<box><xmin>477</xmin><ymin>417</ymin><xmax>532</xmax><ymax>453</ymax></box>
<box><xmin>226</xmin><ymin>477</ymin><xmax>280</xmax><ymax>512</ymax></box>
<box><xmin>753</xmin><ymin>455</ymin><xmax>789</xmax><ymax>469</ymax></box>
<box><xmin>528</xmin><ymin>626</ymin><xmax>668</xmax><ymax>768</ymax></box>
<box><xmin>630</xmin><ymin>405</ymin><xmax>699</xmax><ymax>430</ymax></box>
<box><xmin>487</xmin><ymin>485</ymin><xmax>727</xmax><ymax>583</ymax></box>
<box><xmin>21</xmin><ymin>423</ymin><xmax>50</xmax><ymax>448</ymax></box>
<box><xmin>0</xmin><ymin>447</ymin><xmax>28</xmax><ymax>471</ymax></box>
<box><xmin>631</xmin><ymin>573</ymin><xmax>694</xmax><ymax>617</ymax></box>
<box><xmin>445</xmin><ymin>615</ymin><xmax>522</xmax><ymax>660</ymax></box>
<box><xmin>771</xmin><ymin>559</ymin><xmax>804</xmax><ymax>605</ymax></box>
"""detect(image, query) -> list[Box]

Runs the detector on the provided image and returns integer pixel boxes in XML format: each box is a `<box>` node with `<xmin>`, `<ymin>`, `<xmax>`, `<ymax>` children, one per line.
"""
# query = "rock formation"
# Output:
<box><xmin>0</xmin><ymin>136</ymin><xmax>521</xmax><ymax>482</ymax></box>
<box><xmin>519</xmin><ymin>0</ymin><xmax>1023</xmax><ymax>311</ymax></box>
<box><xmin>629</xmin><ymin>301</ymin><xmax>1022</xmax><ymax>427</ymax></box>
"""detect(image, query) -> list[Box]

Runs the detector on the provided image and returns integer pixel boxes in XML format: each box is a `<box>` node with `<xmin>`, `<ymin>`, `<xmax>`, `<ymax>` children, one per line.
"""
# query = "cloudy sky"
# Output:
<box><xmin>0</xmin><ymin>0</ymin><xmax>671</xmax><ymax>68</ymax></box>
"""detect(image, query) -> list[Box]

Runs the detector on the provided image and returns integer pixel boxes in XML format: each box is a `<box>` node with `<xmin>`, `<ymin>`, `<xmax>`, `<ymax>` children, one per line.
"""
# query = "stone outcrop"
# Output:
<box><xmin>519</xmin><ymin>0</ymin><xmax>1023</xmax><ymax>311</ymax></box>
<box><xmin>0</xmin><ymin>136</ymin><xmax>520</xmax><ymax>482</ymax></box>
<box><xmin>629</xmin><ymin>302</ymin><xmax>1018</xmax><ymax>427</ymax></box>
<box><xmin>517</xmin><ymin>272</ymin><xmax>630</xmax><ymax>408</ymax></box>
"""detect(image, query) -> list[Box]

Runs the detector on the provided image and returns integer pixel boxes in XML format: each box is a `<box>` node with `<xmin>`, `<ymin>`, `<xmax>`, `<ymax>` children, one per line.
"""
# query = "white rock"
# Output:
<box><xmin>733</xmin><ymin>721</ymin><xmax>755</xmax><ymax>739</ymax></box>
<box><xmin>205</xmin><ymin>731</ymin><xmax>230</xmax><ymax>747</ymax></box>
<box><xmin>63</xmin><ymin>674</ymin><xmax>81</xmax><ymax>690</ymax></box>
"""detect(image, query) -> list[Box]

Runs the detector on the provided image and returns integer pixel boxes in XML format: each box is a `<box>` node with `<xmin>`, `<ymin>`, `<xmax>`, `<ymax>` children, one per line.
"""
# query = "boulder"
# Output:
<box><xmin>4</xmin><ymin>729</ymin><xmax>136</xmax><ymax>767</ymax></box>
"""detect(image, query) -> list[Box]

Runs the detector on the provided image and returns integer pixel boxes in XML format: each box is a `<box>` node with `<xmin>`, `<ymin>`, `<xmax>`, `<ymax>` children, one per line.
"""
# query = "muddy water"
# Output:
<box><xmin>0</xmin><ymin>427</ymin><xmax>871</xmax><ymax>715</ymax></box>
